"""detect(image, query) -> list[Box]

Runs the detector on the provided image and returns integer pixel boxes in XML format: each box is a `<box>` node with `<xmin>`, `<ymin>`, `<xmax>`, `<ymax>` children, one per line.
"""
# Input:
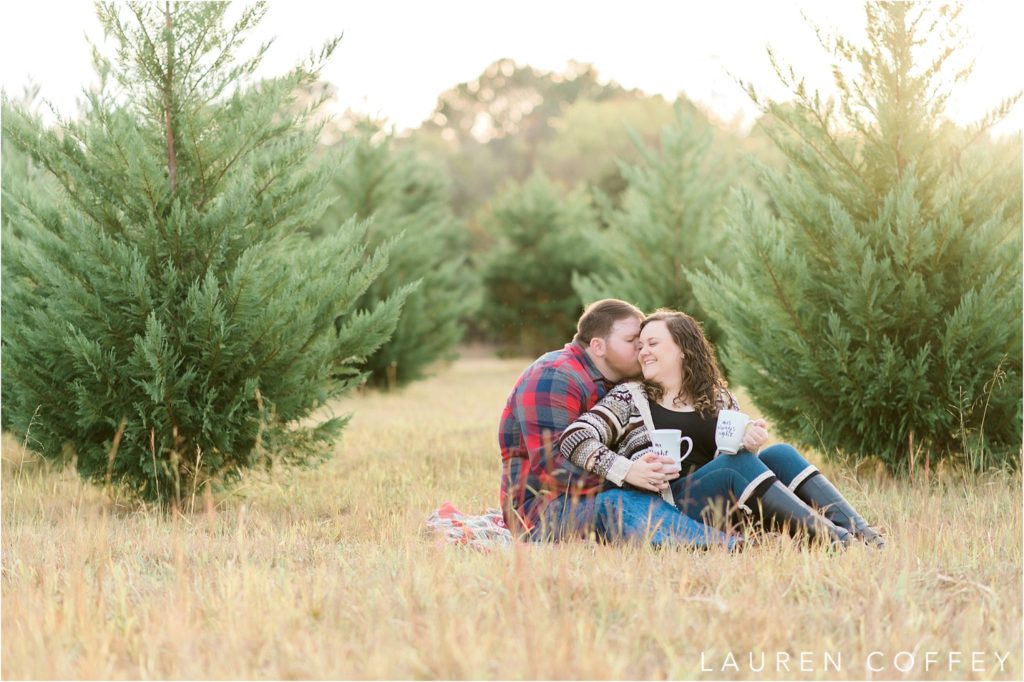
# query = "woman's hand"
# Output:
<box><xmin>624</xmin><ymin>452</ymin><xmax>672</xmax><ymax>492</ymax></box>
<box><xmin>742</xmin><ymin>419</ymin><xmax>770</xmax><ymax>453</ymax></box>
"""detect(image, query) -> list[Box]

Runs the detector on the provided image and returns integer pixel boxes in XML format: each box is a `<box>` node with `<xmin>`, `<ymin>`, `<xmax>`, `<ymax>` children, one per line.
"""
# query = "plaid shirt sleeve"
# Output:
<box><xmin>500</xmin><ymin>363</ymin><xmax>605</xmax><ymax>533</ymax></box>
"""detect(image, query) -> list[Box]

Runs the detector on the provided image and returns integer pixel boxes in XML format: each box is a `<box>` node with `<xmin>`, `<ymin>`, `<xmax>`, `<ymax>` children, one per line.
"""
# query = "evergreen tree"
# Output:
<box><xmin>573</xmin><ymin>103</ymin><xmax>732</xmax><ymax>346</ymax></box>
<box><xmin>1</xmin><ymin>84</ymin><xmax>59</xmax><ymax>236</ymax></box>
<box><xmin>690</xmin><ymin>1</ymin><xmax>1022</xmax><ymax>473</ymax></box>
<box><xmin>1</xmin><ymin>1</ymin><xmax>408</xmax><ymax>504</ymax></box>
<box><xmin>479</xmin><ymin>172</ymin><xmax>601</xmax><ymax>355</ymax></box>
<box><xmin>315</xmin><ymin>119</ymin><xmax>477</xmax><ymax>388</ymax></box>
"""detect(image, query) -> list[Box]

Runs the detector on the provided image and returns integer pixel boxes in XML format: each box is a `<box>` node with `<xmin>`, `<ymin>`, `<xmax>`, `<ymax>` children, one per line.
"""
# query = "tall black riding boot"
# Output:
<box><xmin>751</xmin><ymin>481</ymin><xmax>851</xmax><ymax>548</ymax></box>
<box><xmin>795</xmin><ymin>474</ymin><xmax>885</xmax><ymax>548</ymax></box>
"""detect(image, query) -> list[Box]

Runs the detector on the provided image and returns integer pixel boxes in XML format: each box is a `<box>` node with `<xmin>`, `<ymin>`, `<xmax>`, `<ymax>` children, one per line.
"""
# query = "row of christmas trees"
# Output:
<box><xmin>2</xmin><ymin>1</ymin><xmax>1020</xmax><ymax>506</ymax></box>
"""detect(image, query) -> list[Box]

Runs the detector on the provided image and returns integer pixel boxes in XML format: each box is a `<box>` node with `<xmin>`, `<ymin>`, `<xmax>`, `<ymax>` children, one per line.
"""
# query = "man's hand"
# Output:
<box><xmin>624</xmin><ymin>452</ymin><xmax>673</xmax><ymax>492</ymax></box>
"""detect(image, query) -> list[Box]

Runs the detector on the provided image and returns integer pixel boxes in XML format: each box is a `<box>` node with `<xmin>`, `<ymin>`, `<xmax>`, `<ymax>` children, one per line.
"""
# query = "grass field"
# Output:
<box><xmin>2</xmin><ymin>356</ymin><xmax>1021</xmax><ymax>680</ymax></box>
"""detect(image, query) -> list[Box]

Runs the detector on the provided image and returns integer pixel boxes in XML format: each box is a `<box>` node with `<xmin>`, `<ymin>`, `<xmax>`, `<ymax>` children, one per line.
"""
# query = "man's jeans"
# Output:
<box><xmin>528</xmin><ymin>495</ymin><xmax>601</xmax><ymax>542</ymax></box>
<box><xmin>530</xmin><ymin>489</ymin><xmax>737</xmax><ymax>549</ymax></box>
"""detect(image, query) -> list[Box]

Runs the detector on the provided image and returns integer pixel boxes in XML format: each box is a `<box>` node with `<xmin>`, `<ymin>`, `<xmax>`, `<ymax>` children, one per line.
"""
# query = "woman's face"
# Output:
<box><xmin>638</xmin><ymin>320</ymin><xmax>684</xmax><ymax>385</ymax></box>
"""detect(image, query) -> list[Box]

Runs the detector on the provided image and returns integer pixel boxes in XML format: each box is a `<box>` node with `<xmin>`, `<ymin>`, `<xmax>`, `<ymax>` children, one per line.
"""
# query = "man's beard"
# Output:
<box><xmin>609</xmin><ymin>357</ymin><xmax>642</xmax><ymax>382</ymax></box>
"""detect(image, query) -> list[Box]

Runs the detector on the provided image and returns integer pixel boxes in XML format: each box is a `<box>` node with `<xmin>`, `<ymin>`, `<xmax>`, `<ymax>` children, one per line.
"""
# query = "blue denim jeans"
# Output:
<box><xmin>757</xmin><ymin>443</ymin><xmax>820</xmax><ymax>489</ymax></box>
<box><xmin>594</xmin><ymin>489</ymin><xmax>738</xmax><ymax>549</ymax></box>
<box><xmin>671</xmin><ymin>443</ymin><xmax>820</xmax><ymax>522</ymax></box>
<box><xmin>529</xmin><ymin>490</ymin><xmax>738</xmax><ymax>549</ymax></box>
<box><xmin>529</xmin><ymin>444</ymin><xmax>817</xmax><ymax>546</ymax></box>
<box><xmin>528</xmin><ymin>495</ymin><xmax>601</xmax><ymax>542</ymax></box>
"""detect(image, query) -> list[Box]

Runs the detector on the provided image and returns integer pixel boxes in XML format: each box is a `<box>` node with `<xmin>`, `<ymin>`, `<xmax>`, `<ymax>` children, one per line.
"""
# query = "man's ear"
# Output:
<box><xmin>589</xmin><ymin>337</ymin><xmax>606</xmax><ymax>358</ymax></box>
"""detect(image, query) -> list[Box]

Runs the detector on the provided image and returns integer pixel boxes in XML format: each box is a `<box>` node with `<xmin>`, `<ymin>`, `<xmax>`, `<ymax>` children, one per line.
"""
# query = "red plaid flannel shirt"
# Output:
<box><xmin>498</xmin><ymin>341</ymin><xmax>614</xmax><ymax>536</ymax></box>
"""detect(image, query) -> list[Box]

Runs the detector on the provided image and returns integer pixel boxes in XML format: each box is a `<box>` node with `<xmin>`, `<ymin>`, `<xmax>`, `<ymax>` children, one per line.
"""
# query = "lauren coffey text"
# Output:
<box><xmin>699</xmin><ymin>650</ymin><xmax>1013</xmax><ymax>674</ymax></box>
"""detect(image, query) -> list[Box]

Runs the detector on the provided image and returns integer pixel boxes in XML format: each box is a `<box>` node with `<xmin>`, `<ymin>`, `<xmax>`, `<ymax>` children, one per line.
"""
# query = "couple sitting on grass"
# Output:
<box><xmin>499</xmin><ymin>299</ymin><xmax>884</xmax><ymax>551</ymax></box>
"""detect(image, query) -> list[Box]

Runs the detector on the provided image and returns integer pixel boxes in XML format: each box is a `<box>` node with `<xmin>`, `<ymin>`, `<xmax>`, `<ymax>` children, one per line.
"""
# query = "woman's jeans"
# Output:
<box><xmin>671</xmin><ymin>443</ymin><xmax>820</xmax><ymax>523</ymax></box>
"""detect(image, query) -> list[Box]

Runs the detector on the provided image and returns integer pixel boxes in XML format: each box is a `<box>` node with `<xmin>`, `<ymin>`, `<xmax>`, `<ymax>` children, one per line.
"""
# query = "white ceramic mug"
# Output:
<box><xmin>649</xmin><ymin>429</ymin><xmax>694</xmax><ymax>473</ymax></box>
<box><xmin>715</xmin><ymin>410</ymin><xmax>751</xmax><ymax>454</ymax></box>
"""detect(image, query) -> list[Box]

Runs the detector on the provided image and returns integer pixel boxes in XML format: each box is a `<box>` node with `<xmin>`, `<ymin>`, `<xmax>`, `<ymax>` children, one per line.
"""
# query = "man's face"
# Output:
<box><xmin>599</xmin><ymin>316</ymin><xmax>642</xmax><ymax>381</ymax></box>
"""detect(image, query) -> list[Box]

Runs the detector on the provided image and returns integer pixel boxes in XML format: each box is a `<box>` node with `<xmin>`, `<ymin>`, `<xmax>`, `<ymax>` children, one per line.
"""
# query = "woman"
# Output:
<box><xmin>559</xmin><ymin>310</ymin><xmax>885</xmax><ymax>549</ymax></box>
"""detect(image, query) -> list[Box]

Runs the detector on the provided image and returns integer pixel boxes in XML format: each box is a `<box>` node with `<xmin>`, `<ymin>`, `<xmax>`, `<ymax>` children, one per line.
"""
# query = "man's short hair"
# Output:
<box><xmin>574</xmin><ymin>299</ymin><xmax>644</xmax><ymax>345</ymax></box>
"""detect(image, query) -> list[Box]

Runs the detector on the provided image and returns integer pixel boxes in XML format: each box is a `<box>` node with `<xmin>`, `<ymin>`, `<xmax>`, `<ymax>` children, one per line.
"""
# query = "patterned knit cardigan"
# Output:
<box><xmin>558</xmin><ymin>381</ymin><xmax>739</xmax><ymax>489</ymax></box>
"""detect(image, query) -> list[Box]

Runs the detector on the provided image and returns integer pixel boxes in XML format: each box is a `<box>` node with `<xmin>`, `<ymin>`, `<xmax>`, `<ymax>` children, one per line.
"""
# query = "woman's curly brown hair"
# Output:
<box><xmin>641</xmin><ymin>310</ymin><xmax>728</xmax><ymax>416</ymax></box>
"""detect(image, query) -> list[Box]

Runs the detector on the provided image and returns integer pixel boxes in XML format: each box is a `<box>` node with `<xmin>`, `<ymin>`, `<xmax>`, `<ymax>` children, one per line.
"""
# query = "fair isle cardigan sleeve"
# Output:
<box><xmin>558</xmin><ymin>383</ymin><xmax>648</xmax><ymax>486</ymax></box>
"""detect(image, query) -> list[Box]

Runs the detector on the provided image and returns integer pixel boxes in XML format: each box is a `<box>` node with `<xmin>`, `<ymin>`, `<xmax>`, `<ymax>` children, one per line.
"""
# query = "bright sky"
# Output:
<box><xmin>1</xmin><ymin>0</ymin><xmax>1021</xmax><ymax>136</ymax></box>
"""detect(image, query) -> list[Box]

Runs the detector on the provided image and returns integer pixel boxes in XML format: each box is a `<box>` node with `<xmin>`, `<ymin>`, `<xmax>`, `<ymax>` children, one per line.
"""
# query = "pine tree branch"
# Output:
<box><xmin>224</xmin><ymin>258</ymin><xmax>255</xmax><ymax>324</ymax></box>
<box><xmin>762</xmin><ymin>111</ymin><xmax>850</xmax><ymax>192</ymax></box>
<box><xmin>183</xmin><ymin>6</ymin><xmax>273</xmax><ymax>105</ymax></box>
<box><xmin>219</xmin><ymin>269</ymin><xmax>297</xmax><ymax>387</ymax></box>
<box><xmin>197</xmin><ymin>122</ymin><xmax>289</xmax><ymax>211</ymax></box>
<box><xmin>757</xmin><ymin>55</ymin><xmax>862</xmax><ymax>183</ymax></box>
<box><xmin>848</xmin><ymin>80</ymin><xmax>878</xmax><ymax>121</ymax></box>
<box><xmin>183</xmin><ymin>41</ymin><xmax>241</xmax><ymax>104</ymax></box>
<box><xmin>163</xmin><ymin>2</ymin><xmax>178</xmax><ymax>193</ymax></box>
<box><xmin>8</xmin><ymin>120</ymin><xmax>125</xmax><ymax>238</ymax></box>
<box><xmin>241</xmin><ymin>327</ymin><xmax>287</xmax><ymax>384</ymax></box>
<box><xmin>197</xmin><ymin>157</ymin><xmax>307</xmax><ymax>283</ymax></box>
<box><xmin>757</xmin><ymin>245</ymin><xmax>814</xmax><ymax>350</ymax></box>
<box><xmin>190</xmin><ymin>42</ymin><xmax>276</xmax><ymax>115</ymax></box>
<box><xmin>179</xmin><ymin>7</ymin><xmax>215</xmax><ymax>91</ymax></box>
<box><xmin>98</xmin><ymin>109</ymin><xmax>161</xmax><ymax>221</ymax></box>
<box><xmin>950</xmin><ymin>93</ymin><xmax>1024</xmax><ymax>167</ymax></box>
<box><xmin>121</xmin><ymin>2</ymin><xmax>167</xmax><ymax>85</ymax></box>
<box><xmin>956</xmin><ymin>149</ymin><xmax>1022</xmax><ymax>221</ymax></box>
<box><xmin>188</xmin><ymin>120</ymin><xmax>208</xmax><ymax>203</ymax></box>
<box><xmin>804</xmin><ymin>101</ymin><xmax>864</xmax><ymax>181</ymax></box>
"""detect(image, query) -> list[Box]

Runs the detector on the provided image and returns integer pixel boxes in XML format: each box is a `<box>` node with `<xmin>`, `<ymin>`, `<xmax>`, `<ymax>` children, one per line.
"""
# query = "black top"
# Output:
<box><xmin>650</xmin><ymin>401</ymin><xmax>717</xmax><ymax>474</ymax></box>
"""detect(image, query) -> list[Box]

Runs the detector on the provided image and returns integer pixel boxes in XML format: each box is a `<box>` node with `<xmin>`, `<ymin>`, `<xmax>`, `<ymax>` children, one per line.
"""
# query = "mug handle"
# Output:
<box><xmin>679</xmin><ymin>435</ymin><xmax>694</xmax><ymax>460</ymax></box>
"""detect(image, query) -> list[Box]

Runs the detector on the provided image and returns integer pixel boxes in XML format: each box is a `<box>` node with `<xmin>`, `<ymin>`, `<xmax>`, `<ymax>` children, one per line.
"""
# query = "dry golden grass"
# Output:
<box><xmin>2</xmin><ymin>356</ymin><xmax>1021</xmax><ymax>680</ymax></box>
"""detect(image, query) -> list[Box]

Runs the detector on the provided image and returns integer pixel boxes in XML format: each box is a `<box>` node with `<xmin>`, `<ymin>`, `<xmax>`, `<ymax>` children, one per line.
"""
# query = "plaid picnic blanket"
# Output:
<box><xmin>424</xmin><ymin>502</ymin><xmax>512</xmax><ymax>551</ymax></box>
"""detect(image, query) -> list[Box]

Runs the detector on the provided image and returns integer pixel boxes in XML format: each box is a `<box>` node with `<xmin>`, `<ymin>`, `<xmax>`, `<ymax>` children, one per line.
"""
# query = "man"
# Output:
<box><xmin>499</xmin><ymin>298</ymin><xmax>649</xmax><ymax>539</ymax></box>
